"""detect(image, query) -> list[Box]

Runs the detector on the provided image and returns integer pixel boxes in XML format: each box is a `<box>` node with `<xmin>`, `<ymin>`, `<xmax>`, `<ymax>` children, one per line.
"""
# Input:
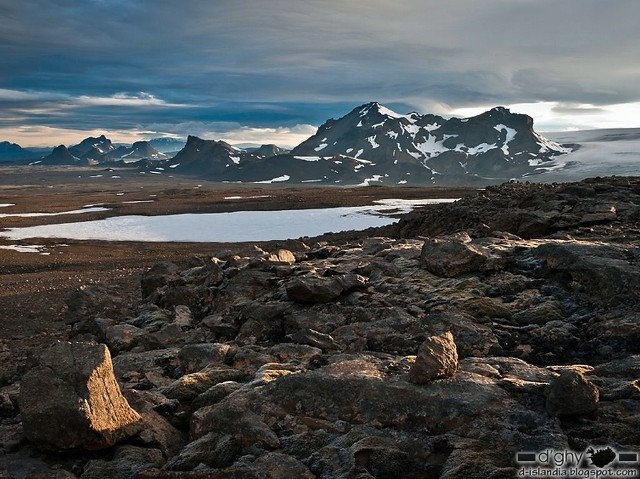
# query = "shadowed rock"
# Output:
<box><xmin>545</xmin><ymin>370</ymin><xmax>599</xmax><ymax>416</ymax></box>
<box><xmin>286</xmin><ymin>273</ymin><xmax>367</xmax><ymax>303</ymax></box>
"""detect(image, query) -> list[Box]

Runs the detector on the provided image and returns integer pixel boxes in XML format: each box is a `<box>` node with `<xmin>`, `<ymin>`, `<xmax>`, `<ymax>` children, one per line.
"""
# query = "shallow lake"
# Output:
<box><xmin>0</xmin><ymin>199</ymin><xmax>456</xmax><ymax>243</ymax></box>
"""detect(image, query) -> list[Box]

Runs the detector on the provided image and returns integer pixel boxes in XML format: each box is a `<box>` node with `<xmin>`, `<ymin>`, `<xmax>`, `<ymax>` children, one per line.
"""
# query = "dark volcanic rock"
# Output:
<box><xmin>420</xmin><ymin>236</ymin><xmax>491</xmax><ymax>277</ymax></box>
<box><xmin>545</xmin><ymin>370</ymin><xmax>600</xmax><ymax>417</ymax></box>
<box><xmin>286</xmin><ymin>273</ymin><xmax>367</xmax><ymax>303</ymax></box>
<box><xmin>6</xmin><ymin>178</ymin><xmax>640</xmax><ymax>477</ymax></box>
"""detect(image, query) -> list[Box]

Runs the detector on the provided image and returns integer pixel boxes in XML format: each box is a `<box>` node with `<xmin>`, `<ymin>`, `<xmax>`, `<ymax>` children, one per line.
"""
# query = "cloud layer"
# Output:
<box><xmin>1</xmin><ymin>0</ymin><xmax>639</xmax><ymax>145</ymax></box>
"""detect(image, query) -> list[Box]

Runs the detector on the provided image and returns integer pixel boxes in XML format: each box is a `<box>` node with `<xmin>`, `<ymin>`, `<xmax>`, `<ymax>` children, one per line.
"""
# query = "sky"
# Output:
<box><xmin>1</xmin><ymin>0</ymin><xmax>639</xmax><ymax>147</ymax></box>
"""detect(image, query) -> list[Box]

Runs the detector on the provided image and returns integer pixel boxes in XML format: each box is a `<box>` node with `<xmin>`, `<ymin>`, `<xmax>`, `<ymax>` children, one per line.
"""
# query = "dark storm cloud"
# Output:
<box><xmin>1</xmin><ymin>0</ymin><xmax>639</xmax><ymax>141</ymax></box>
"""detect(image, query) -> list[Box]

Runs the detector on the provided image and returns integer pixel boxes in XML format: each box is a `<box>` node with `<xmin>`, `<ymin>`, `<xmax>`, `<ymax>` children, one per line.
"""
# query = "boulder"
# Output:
<box><xmin>420</xmin><ymin>238</ymin><xmax>490</xmax><ymax>277</ymax></box>
<box><xmin>165</xmin><ymin>431</ymin><xmax>241</xmax><ymax>471</ymax></box>
<box><xmin>162</xmin><ymin>365</ymin><xmax>248</xmax><ymax>402</ymax></box>
<box><xmin>64</xmin><ymin>285</ymin><xmax>129</xmax><ymax>324</ymax></box>
<box><xmin>409</xmin><ymin>331</ymin><xmax>459</xmax><ymax>383</ymax></box>
<box><xmin>267</xmin><ymin>249</ymin><xmax>297</xmax><ymax>264</ymax></box>
<box><xmin>140</xmin><ymin>261</ymin><xmax>181</xmax><ymax>299</ymax></box>
<box><xmin>18</xmin><ymin>341</ymin><xmax>142</xmax><ymax>450</ymax></box>
<box><xmin>289</xmin><ymin>328</ymin><xmax>341</xmax><ymax>352</ymax></box>
<box><xmin>0</xmin><ymin>454</ymin><xmax>77</xmax><ymax>479</ymax></box>
<box><xmin>178</xmin><ymin>343</ymin><xmax>235</xmax><ymax>373</ymax></box>
<box><xmin>545</xmin><ymin>370</ymin><xmax>599</xmax><ymax>417</ymax></box>
<box><xmin>105</xmin><ymin>323</ymin><xmax>146</xmax><ymax>353</ymax></box>
<box><xmin>80</xmin><ymin>445</ymin><xmax>164</xmax><ymax>479</ymax></box>
<box><xmin>286</xmin><ymin>273</ymin><xmax>367</xmax><ymax>303</ymax></box>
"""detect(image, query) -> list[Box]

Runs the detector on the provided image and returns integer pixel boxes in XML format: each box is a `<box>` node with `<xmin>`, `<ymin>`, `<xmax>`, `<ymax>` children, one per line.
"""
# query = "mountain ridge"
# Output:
<box><xmin>4</xmin><ymin>103</ymin><xmax>576</xmax><ymax>185</ymax></box>
<box><xmin>164</xmin><ymin>102</ymin><xmax>572</xmax><ymax>185</ymax></box>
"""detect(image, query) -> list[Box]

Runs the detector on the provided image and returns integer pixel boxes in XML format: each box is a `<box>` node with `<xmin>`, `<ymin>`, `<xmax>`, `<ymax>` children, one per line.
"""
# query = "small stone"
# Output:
<box><xmin>409</xmin><ymin>331</ymin><xmax>459</xmax><ymax>383</ymax></box>
<box><xmin>267</xmin><ymin>249</ymin><xmax>297</xmax><ymax>264</ymax></box>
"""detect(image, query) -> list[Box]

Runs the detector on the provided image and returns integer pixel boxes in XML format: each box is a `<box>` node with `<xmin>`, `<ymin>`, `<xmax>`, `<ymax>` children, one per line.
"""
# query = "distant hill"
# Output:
<box><xmin>40</xmin><ymin>145</ymin><xmax>85</xmax><ymax>165</ymax></box>
<box><xmin>0</xmin><ymin>141</ymin><xmax>40</xmax><ymax>163</ymax></box>
<box><xmin>148</xmin><ymin>137</ymin><xmax>186</xmax><ymax>154</ymax></box>
<box><xmin>39</xmin><ymin>136</ymin><xmax>168</xmax><ymax>165</ymax></box>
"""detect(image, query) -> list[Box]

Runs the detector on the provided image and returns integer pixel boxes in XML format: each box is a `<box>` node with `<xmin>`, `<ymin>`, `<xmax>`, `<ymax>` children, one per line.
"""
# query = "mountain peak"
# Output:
<box><xmin>356</xmin><ymin>102</ymin><xmax>405</xmax><ymax>120</ymax></box>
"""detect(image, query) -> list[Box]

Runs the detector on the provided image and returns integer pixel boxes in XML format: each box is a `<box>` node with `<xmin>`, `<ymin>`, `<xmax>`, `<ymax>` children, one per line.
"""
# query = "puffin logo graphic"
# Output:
<box><xmin>586</xmin><ymin>447</ymin><xmax>616</xmax><ymax>468</ymax></box>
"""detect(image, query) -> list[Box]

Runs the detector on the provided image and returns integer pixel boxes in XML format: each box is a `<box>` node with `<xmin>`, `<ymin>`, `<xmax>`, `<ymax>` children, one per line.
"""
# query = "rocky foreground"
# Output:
<box><xmin>1</xmin><ymin>177</ymin><xmax>639</xmax><ymax>478</ymax></box>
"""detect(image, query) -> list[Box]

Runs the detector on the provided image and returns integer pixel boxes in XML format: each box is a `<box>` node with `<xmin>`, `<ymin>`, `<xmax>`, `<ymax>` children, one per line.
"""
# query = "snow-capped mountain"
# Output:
<box><xmin>109</xmin><ymin>141</ymin><xmax>169</xmax><ymax>162</ymax></box>
<box><xmin>13</xmin><ymin>103</ymin><xmax>573</xmax><ymax>186</ymax></box>
<box><xmin>148</xmin><ymin>137</ymin><xmax>186</xmax><ymax>154</ymax></box>
<box><xmin>289</xmin><ymin>102</ymin><xmax>571</xmax><ymax>184</ymax></box>
<box><xmin>68</xmin><ymin>135</ymin><xmax>115</xmax><ymax>163</ymax></box>
<box><xmin>40</xmin><ymin>136</ymin><xmax>167</xmax><ymax>165</ymax></box>
<box><xmin>246</xmin><ymin>144</ymin><xmax>288</xmax><ymax>158</ymax></box>
<box><xmin>168</xmin><ymin>136</ymin><xmax>259</xmax><ymax>176</ymax></box>
<box><xmin>161</xmin><ymin>103</ymin><xmax>572</xmax><ymax>185</ymax></box>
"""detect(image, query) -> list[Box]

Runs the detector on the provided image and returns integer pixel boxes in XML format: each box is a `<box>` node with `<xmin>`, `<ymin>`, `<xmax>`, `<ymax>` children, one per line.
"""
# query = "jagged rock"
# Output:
<box><xmin>65</xmin><ymin>284</ymin><xmax>129</xmax><ymax>324</ymax></box>
<box><xmin>191</xmin><ymin>381</ymin><xmax>243</xmax><ymax>411</ymax></box>
<box><xmin>173</xmin><ymin>305</ymin><xmax>194</xmax><ymax>328</ymax></box>
<box><xmin>123</xmin><ymin>389</ymin><xmax>186</xmax><ymax>457</ymax></box>
<box><xmin>242</xmin><ymin>452</ymin><xmax>315</xmax><ymax>478</ymax></box>
<box><xmin>178</xmin><ymin>343</ymin><xmax>235</xmax><ymax>373</ymax></box>
<box><xmin>0</xmin><ymin>454</ymin><xmax>77</xmax><ymax>479</ymax></box>
<box><xmin>191</xmin><ymin>404</ymin><xmax>280</xmax><ymax>451</ymax></box>
<box><xmin>18</xmin><ymin>341</ymin><xmax>142</xmax><ymax>450</ymax></box>
<box><xmin>289</xmin><ymin>328</ymin><xmax>341</xmax><ymax>351</ymax></box>
<box><xmin>0</xmin><ymin>423</ymin><xmax>24</xmax><ymax>455</ymax></box>
<box><xmin>112</xmin><ymin>348</ymin><xmax>181</xmax><ymax>384</ymax></box>
<box><xmin>512</xmin><ymin>301</ymin><xmax>565</xmax><ymax>325</ymax></box>
<box><xmin>162</xmin><ymin>364</ymin><xmax>248</xmax><ymax>402</ymax></box>
<box><xmin>420</xmin><ymin>238</ymin><xmax>491</xmax><ymax>277</ymax></box>
<box><xmin>349</xmin><ymin>436</ymin><xmax>417</xmax><ymax>478</ymax></box>
<box><xmin>593</xmin><ymin>355</ymin><xmax>640</xmax><ymax>378</ymax></box>
<box><xmin>535</xmin><ymin>241</ymin><xmax>640</xmax><ymax>306</ymax></box>
<box><xmin>267</xmin><ymin>248</ymin><xmax>297</xmax><ymax>264</ymax></box>
<box><xmin>409</xmin><ymin>331</ymin><xmax>459</xmax><ymax>383</ymax></box>
<box><xmin>140</xmin><ymin>262</ymin><xmax>182</xmax><ymax>298</ymax></box>
<box><xmin>0</xmin><ymin>383</ymin><xmax>18</xmax><ymax>418</ymax></box>
<box><xmin>106</xmin><ymin>323</ymin><xmax>146</xmax><ymax>353</ymax></box>
<box><xmin>545</xmin><ymin>370</ymin><xmax>599</xmax><ymax>416</ymax></box>
<box><xmin>80</xmin><ymin>445</ymin><xmax>164</xmax><ymax>479</ymax></box>
<box><xmin>235</xmin><ymin>301</ymin><xmax>291</xmax><ymax>342</ymax></box>
<box><xmin>286</xmin><ymin>273</ymin><xmax>367</xmax><ymax>303</ymax></box>
<box><xmin>165</xmin><ymin>431</ymin><xmax>241</xmax><ymax>471</ymax></box>
<box><xmin>10</xmin><ymin>177</ymin><xmax>640</xmax><ymax>476</ymax></box>
<box><xmin>126</xmin><ymin>305</ymin><xmax>173</xmax><ymax>332</ymax></box>
<box><xmin>0</xmin><ymin>340</ymin><xmax>17</xmax><ymax>387</ymax></box>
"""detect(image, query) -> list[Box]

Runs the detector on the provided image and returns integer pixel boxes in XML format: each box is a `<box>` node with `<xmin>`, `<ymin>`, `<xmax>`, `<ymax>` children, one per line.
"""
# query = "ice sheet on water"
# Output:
<box><xmin>0</xmin><ymin>200</ymin><xmax>456</xmax><ymax>243</ymax></box>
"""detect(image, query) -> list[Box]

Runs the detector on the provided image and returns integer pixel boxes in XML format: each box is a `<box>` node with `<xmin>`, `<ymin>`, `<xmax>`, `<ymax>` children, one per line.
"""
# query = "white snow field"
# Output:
<box><xmin>536</xmin><ymin>128</ymin><xmax>640</xmax><ymax>181</ymax></box>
